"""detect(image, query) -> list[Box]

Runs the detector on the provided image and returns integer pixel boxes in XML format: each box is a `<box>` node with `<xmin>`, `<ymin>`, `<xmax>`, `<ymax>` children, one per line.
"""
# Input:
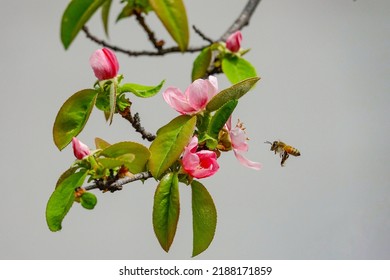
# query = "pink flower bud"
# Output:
<box><xmin>163</xmin><ymin>76</ymin><xmax>218</xmax><ymax>115</ymax></box>
<box><xmin>181</xmin><ymin>136</ymin><xmax>219</xmax><ymax>179</ymax></box>
<box><xmin>89</xmin><ymin>48</ymin><xmax>119</xmax><ymax>80</ymax></box>
<box><xmin>226</xmin><ymin>31</ymin><xmax>242</xmax><ymax>53</ymax></box>
<box><xmin>72</xmin><ymin>137</ymin><xmax>91</xmax><ymax>160</ymax></box>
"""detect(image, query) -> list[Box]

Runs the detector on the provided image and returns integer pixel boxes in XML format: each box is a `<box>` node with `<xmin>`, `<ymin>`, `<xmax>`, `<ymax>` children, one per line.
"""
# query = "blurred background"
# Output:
<box><xmin>1</xmin><ymin>0</ymin><xmax>389</xmax><ymax>259</ymax></box>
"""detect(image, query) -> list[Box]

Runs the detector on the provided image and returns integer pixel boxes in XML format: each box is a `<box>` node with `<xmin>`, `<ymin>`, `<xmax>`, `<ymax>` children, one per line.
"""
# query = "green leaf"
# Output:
<box><xmin>119</xmin><ymin>80</ymin><xmax>165</xmax><ymax>98</ymax></box>
<box><xmin>95</xmin><ymin>137</ymin><xmax>111</xmax><ymax>149</ymax></box>
<box><xmin>191</xmin><ymin>47</ymin><xmax>211</xmax><ymax>81</ymax></box>
<box><xmin>117</xmin><ymin>0</ymin><xmax>153</xmax><ymax>22</ymax></box>
<box><xmin>97</xmin><ymin>156</ymin><xmax>135</xmax><ymax>169</ymax></box>
<box><xmin>95</xmin><ymin>90</ymin><xmax>110</xmax><ymax>113</ymax></box>
<box><xmin>100</xmin><ymin>142</ymin><xmax>150</xmax><ymax>173</ymax></box>
<box><xmin>61</xmin><ymin>0</ymin><xmax>107</xmax><ymax>49</ymax></box>
<box><xmin>101</xmin><ymin>0</ymin><xmax>112</xmax><ymax>36</ymax></box>
<box><xmin>55</xmin><ymin>166</ymin><xmax>80</xmax><ymax>189</ymax></box>
<box><xmin>191</xmin><ymin>180</ymin><xmax>217</xmax><ymax>257</ymax></box>
<box><xmin>206</xmin><ymin>77</ymin><xmax>260</xmax><ymax>112</ymax></box>
<box><xmin>153</xmin><ymin>172</ymin><xmax>180</xmax><ymax>252</ymax></box>
<box><xmin>46</xmin><ymin>170</ymin><xmax>88</xmax><ymax>232</ymax></box>
<box><xmin>53</xmin><ymin>89</ymin><xmax>98</xmax><ymax>150</ymax></box>
<box><xmin>80</xmin><ymin>192</ymin><xmax>97</xmax><ymax>210</ymax></box>
<box><xmin>149</xmin><ymin>0</ymin><xmax>189</xmax><ymax>51</ymax></box>
<box><xmin>117</xmin><ymin>3</ymin><xmax>134</xmax><ymax>21</ymax></box>
<box><xmin>149</xmin><ymin>115</ymin><xmax>196</xmax><ymax>179</ymax></box>
<box><xmin>208</xmin><ymin>99</ymin><xmax>238</xmax><ymax>140</ymax></box>
<box><xmin>222</xmin><ymin>56</ymin><xmax>258</xmax><ymax>84</ymax></box>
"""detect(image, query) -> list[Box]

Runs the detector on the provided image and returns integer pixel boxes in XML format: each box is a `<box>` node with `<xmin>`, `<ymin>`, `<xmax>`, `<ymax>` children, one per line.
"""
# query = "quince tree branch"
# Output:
<box><xmin>82</xmin><ymin>0</ymin><xmax>261</xmax><ymax>57</ymax></box>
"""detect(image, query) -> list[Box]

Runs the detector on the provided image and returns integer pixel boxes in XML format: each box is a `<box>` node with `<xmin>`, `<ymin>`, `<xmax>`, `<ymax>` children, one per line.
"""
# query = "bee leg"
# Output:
<box><xmin>281</xmin><ymin>152</ymin><xmax>289</xmax><ymax>166</ymax></box>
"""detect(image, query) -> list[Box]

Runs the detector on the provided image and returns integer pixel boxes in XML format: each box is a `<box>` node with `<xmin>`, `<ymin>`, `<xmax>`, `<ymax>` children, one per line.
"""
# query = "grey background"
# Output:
<box><xmin>1</xmin><ymin>0</ymin><xmax>389</xmax><ymax>259</ymax></box>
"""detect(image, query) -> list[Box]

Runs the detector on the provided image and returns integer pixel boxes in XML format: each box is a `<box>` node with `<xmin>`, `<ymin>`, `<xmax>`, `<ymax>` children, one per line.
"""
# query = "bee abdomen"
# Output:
<box><xmin>285</xmin><ymin>146</ymin><xmax>301</xmax><ymax>156</ymax></box>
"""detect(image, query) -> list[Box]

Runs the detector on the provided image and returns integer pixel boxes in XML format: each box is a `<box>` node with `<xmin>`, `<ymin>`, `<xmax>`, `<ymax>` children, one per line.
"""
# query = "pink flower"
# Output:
<box><xmin>72</xmin><ymin>137</ymin><xmax>91</xmax><ymax>160</ymax></box>
<box><xmin>226</xmin><ymin>117</ymin><xmax>261</xmax><ymax>170</ymax></box>
<box><xmin>163</xmin><ymin>76</ymin><xmax>218</xmax><ymax>115</ymax></box>
<box><xmin>182</xmin><ymin>136</ymin><xmax>220</xmax><ymax>179</ymax></box>
<box><xmin>89</xmin><ymin>48</ymin><xmax>119</xmax><ymax>80</ymax></box>
<box><xmin>226</xmin><ymin>31</ymin><xmax>242</xmax><ymax>53</ymax></box>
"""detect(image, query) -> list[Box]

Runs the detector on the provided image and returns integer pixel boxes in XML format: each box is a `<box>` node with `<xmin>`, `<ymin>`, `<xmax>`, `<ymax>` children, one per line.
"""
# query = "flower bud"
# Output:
<box><xmin>89</xmin><ymin>48</ymin><xmax>119</xmax><ymax>80</ymax></box>
<box><xmin>226</xmin><ymin>31</ymin><xmax>242</xmax><ymax>53</ymax></box>
<box><xmin>72</xmin><ymin>137</ymin><xmax>90</xmax><ymax>160</ymax></box>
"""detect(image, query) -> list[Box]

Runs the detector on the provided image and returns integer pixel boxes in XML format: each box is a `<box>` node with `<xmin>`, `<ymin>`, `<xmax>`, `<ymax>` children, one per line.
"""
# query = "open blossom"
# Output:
<box><xmin>226</xmin><ymin>117</ymin><xmax>261</xmax><ymax>170</ymax></box>
<box><xmin>163</xmin><ymin>76</ymin><xmax>218</xmax><ymax>115</ymax></box>
<box><xmin>225</xmin><ymin>31</ymin><xmax>242</xmax><ymax>53</ymax></box>
<box><xmin>89</xmin><ymin>48</ymin><xmax>119</xmax><ymax>80</ymax></box>
<box><xmin>72</xmin><ymin>137</ymin><xmax>90</xmax><ymax>160</ymax></box>
<box><xmin>182</xmin><ymin>136</ymin><xmax>219</xmax><ymax>179</ymax></box>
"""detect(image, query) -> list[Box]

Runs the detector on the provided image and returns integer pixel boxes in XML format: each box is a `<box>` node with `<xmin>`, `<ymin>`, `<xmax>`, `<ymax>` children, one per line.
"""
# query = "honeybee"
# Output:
<box><xmin>265</xmin><ymin>140</ymin><xmax>301</xmax><ymax>166</ymax></box>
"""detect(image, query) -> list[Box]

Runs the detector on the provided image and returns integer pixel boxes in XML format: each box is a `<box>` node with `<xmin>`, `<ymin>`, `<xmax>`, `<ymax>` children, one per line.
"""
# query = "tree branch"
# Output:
<box><xmin>219</xmin><ymin>0</ymin><xmax>262</xmax><ymax>41</ymax></box>
<box><xmin>134</xmin><ymin>10</ymin><xmax>164</xmax><ymax>51</ymax></box>
<box><xmin>82</xmin><ymin>0</ymin><xmax>261</xmax><ymax>57</ymax></box>
<box><xmin>66</xmin><ymin>2</ymin><xmax>263</xmax><ymax>194</ymax></box>
<box><xmin>82</xmin><ymin>26</ymin><xmax>207</xmax><ymax>57</ymax></box>
<box><xmin>84</xmin><ymin>171</ymin><xmax>153</xmax><ymax>192</ymax></box>
<box><xmin>192</xmin><ymin>25</ymin><xmax>214</xmax><ymax>44</ymax></box>
<box><xmin>119</xmin><ymin>105</ymin><xmax>156</xmax><ymax>141</ymax></box>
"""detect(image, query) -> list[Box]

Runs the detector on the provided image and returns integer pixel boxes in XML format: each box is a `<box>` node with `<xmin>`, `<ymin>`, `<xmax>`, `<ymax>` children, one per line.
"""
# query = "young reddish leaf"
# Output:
<box><xmin>222</xmin><ymin>56</ymin><xmax>258</xmax><ymax>84</ymax></box>
<box><xmin>153</xmin><ymin>172</ymin><xmax>180</xmax><ymax>252</ymax></box>
<box><xmin>46</xmin><ymin>170</ymin><xmax>88</xmax><ymax>232</ymax></box>
<box><xmin>53</xmin><ymin>89</ymin><xmax>98</xmax><ymax>150</ymax></box>
<box><xmin>206</xmin><ymin>77</ymin><xmax>260</xmax><ymax>112</ymax></box>
<box><xmin>119</xmin><ymin>79</ymin><xmax>165</xmax><ymax>98</ymax></box>
<box><xmin>149</xmin><ymin>0</ymin><xmax>189</xmax><ymax>51</ymax></box>
<box><xmin>149</xmin><ymin>115</ymin><xmax>196</xmax><ymax>179</ymax></box>
<box><xmin>61</xmin><ymin>0</ymin><xmax>107</xmax><ymax>49</ymax></box>
<box><xmin>191</xmin><ymin>47</ymin><xmax>212</xmax><ymax>81</ymax></box>
<box><xmin>100</xmin><ymin>142</ymin><xmax>150</xmax><ymax>173</ymax></box>
<box><xmin>191</xmin><ymin>180</ymin><xmax>217</xmax><ymax>257</ymax></box>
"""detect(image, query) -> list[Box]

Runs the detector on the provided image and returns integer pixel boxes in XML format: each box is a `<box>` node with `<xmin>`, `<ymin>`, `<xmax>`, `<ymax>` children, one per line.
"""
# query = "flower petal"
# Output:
<box><xmin>230</xmin><ymin>126</ymin><xmax>248</xmax><ymax>152</ymax></box>
<box><xmin>234</xmin><ymin>150</ymin><xmax>261</xmax><ymax>170</ymax></box>
<box><xmin>163</xmin><ymin>87</ymin><xmax>195</xmax><ymax>114</ymax></box>
<box><xmin>206</xmin><ymin>75</ymin><xmax>218</xmax><ymax>99</ymax></box>
<box><xmin>186</xmin><ymin>79</ymin><xmax>209</xmax><ymax>111</ymax></box>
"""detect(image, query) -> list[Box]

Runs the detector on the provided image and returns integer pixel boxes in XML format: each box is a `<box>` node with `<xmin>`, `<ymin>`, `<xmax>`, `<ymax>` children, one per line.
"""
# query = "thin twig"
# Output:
<box><xmin>84</xmin><ymin>171</ymin><xmax>153</xmax><ymax>192</ymax></box>
<box><xmin>192</xmin><ymin>25</ymin><xmax>214</xmax><ymax>44</ymax></box>
<box><xmin>82</xmin><ymin>1</ymin><xmax>261</xmax><ymax>55</ymax></box>
<box><xmin>119</xmin><ymin>105</ymin><xmax>156</xmax><ymax>141</ymax></box>
<box><xmin>134</xmin><ymin>10</ymin><xmax>164</xmax><ymax>51</ymax></box>
<box><xmin>82</xmin><ymin>26</ymin><xmax>207</xmax><ymax>56</ymax></box>
<box><xmin>219</xmin><ymin>0</ymin><xmax>262</xmax><ymax>41</ymax></box>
